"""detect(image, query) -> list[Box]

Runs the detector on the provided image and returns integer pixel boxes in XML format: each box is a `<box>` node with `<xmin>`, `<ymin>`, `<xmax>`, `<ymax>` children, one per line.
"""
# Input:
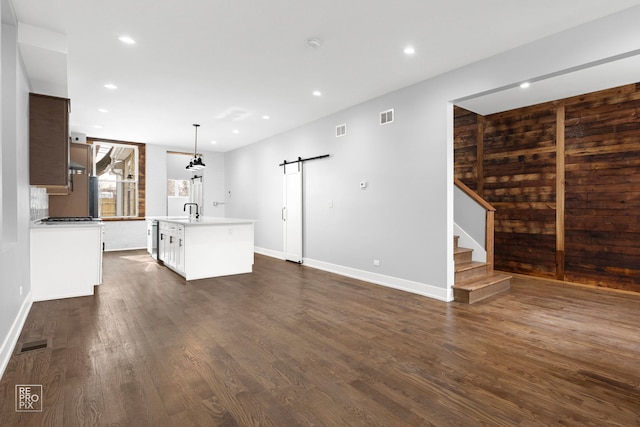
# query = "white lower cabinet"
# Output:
<box><xmin>175</xmin><ymin>225</ymin><xmax>185</xmax><ymax>274</ymax></box>
<box><xmin>30</xmin><ymin>223</ymin><xmax>104</xmax><ymax>301</ymax></box>
<box><xmin>146</xmin><ymin>219</ymin><xmax>158</xmax><ymax>258</ymax></box>
<box><xmin>158</xmin><ymin>222</ymin><xmax>185</xmax><ymax>276</ymax></box>
<box><xmin>158</xmin><ymin>222</ymin><xmax>168</xmax><ymax>262</ymax></box>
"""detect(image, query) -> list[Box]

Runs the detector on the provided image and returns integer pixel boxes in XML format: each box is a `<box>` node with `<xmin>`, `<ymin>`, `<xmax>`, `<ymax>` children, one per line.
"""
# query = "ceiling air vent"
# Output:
<box><xmin>336</xmin><ymin>123</ymin><xmax>347</xmax><ymax>137</ymax></box>
<box><xmin>380</xmin><ymin>108</ymin><xmax>394</xmax><ymax>125</ymax></box>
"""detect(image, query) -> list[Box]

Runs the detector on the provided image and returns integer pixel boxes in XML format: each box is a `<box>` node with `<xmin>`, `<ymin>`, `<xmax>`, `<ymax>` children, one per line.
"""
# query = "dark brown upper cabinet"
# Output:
<box><xmin>29</xmin><ymin>93</ymin><xmax>71</xmax><ymax>194</ymax></box>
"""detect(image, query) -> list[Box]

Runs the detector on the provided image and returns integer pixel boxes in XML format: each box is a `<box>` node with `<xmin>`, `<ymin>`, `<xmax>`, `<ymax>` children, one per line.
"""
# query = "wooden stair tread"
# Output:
<box><xmin>452</xmin><ymin>234</ymin><xmax>509</xmax><ymax>303</ymax></box>
<box><xmin>454</xmin><ymin>272</ymin><xmax>512</xmax><ymax>291</ymax></box>
<box><xmin>455</xmin><ymin>261</ymin><xmax>487</xmax><ymax>273</ymax></box>
<box><xmin>454</xmin><ymin>246</ymin><xmax>473</xmax><ymax>255</ymax></box>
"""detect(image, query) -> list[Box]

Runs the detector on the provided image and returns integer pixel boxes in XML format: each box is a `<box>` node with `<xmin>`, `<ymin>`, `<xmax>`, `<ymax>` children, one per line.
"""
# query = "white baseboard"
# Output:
<box><xmin>0</xmin><ymin>291</ymin><xmax>33</xmax><ymax>381</ymax></box>
<box><xmin>254</xmin><ymin>246</ymin><xmax>285</xmax><ymax>260</ymax></box>
<box><xmin>104</xmin><ymin>246</ymin><xmax>147</xmax><ymax>252</ymax></box>
<box><xmin>255</xmin><ymin>247</ymin><xmax>453</xmax><ymax>302</ymax></box>
<box><xmin>303</xmin><ymin>258</ymin><xmax>453</xmax><ymax>302</ymax></box>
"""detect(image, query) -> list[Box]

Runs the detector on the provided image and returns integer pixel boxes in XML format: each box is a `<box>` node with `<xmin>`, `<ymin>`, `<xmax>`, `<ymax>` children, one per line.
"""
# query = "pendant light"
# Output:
<box><xmin>186</xmin><ymin>123</ymin><xmax>206</xmax><ymax>171</ymax></box>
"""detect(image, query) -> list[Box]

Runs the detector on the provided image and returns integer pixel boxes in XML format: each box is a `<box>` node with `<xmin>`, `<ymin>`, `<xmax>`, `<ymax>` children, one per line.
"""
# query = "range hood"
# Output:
<box><xmin>69</xmin><ymin>160</ymin><xmax>86</xmax><ymax>174</ymax></box>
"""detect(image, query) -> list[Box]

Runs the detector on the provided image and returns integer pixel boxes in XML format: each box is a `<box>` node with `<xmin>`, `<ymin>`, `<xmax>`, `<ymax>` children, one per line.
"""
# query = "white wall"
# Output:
<box><xmin>103</xmin><ymin>147</ymin><xmax>225</xmax><ymax>250</ymax></box>
<box><xmin>0</xmin><ymin>0</ymin><xmax>33</xmax><ymax>379</ymax></box>
<box><xmin>166</xmin><ymin>151</ymin><xmax>227</xmax><ymax>217</ymax></box>
<box><xmin>225</xmin><ymin>5</ymin><xmax>640</xmax><ymax>301</ymax></box>
<box><xmin>454</xmin><ymin>185</ymin><xmax>486</xmax><ymax>249</ymax></box>
<box><xmin>202</xmin><ymin>150</ymin><xmax>226</xmax><ymax>217</ymax></box>
<box><xmin>145</xmin><ymin>144</ymin><xmax>167</xmax><ymax>217</ymax></box>
<box><xmin>166</xmin><ymin>152</ymin><xmax>189</xmax><ymax>217</ymax></box>
<box><xmin>226</xmin><ymin>81</ymin><xmax>451</xmax><ymax>300</ymax></box>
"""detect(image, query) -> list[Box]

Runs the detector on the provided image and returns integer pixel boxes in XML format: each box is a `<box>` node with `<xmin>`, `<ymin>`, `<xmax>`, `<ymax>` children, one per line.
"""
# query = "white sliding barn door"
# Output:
<box><xmin>283</xmin><ymin>162</ymin><xmax>303</xmax><ymax>263</ymax></box>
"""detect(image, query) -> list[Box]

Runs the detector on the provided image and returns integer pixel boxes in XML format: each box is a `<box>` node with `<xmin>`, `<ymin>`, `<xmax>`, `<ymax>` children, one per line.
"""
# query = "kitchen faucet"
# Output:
<box><xmin>183</xmin><ymin>203</ymin><xmax>199</xmax><ymax>219</ymax></box>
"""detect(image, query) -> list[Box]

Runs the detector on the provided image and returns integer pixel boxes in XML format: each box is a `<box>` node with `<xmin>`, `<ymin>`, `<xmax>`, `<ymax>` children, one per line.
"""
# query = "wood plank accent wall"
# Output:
<box><xmin>454</xmin><ymin>82</ymin><xmax>640</xmax><ymax>293</ymax></box>
<box><xmin>483</xmin><ymin>104</ymin><xmax>558</xmax><ymax>278</ymax></box>
<box><xmin>453</xmin><ymin>107</ymin><xmax>479</xmax><ymax>191</ymax></box>
<box><xmin>564</xmin><ymin>84</ymin><xmax>640</xmax><ymax>292</ymax></box>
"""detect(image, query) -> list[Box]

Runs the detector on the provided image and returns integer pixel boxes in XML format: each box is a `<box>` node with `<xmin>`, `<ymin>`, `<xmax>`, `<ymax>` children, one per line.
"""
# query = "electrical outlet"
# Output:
<box><xmin>19</xmin><ymin>286</ymin><xmax>23</xmax><ymax>296</ymax></box>
<box><xmin>373</xmin><ymin>260</ymin><xmax>380</xmax><ymax>267</ymax></box>
<box><xmin>328</xmin><ymin>200</ymin><xmax>333</xmax><ymax>208</ymax></box>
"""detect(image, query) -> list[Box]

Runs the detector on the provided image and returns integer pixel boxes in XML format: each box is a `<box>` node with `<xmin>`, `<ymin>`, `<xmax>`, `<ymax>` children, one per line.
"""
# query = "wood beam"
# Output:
<box><xmin>556</xmin><ymin>105</ymin><xmax>565</xmax><ymax>281</ymax></box>
<box><xmin>477</xmin><ymin>115</ymin><xmax>485</xmax><ymax>196</ymax></box>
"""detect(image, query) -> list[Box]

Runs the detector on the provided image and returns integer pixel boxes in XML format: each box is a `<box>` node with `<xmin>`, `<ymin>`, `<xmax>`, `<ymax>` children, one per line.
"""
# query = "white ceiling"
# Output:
<box><xmin>12</xmin><ymin>0</ymin><xmax>640</xmax><ymax>152</ymax></box>
<box><xmin>457</xmin><ymin>50</ymin><xmax>640</xmax><ymax>115</ymax></box>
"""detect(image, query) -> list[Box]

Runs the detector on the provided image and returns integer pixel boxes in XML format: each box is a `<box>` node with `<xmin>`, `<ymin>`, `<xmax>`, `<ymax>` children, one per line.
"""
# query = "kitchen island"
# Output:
<box><xmin>154</xmin><ymin>217</ymin><xmax>255</xmax><ymax>280</ymax></box>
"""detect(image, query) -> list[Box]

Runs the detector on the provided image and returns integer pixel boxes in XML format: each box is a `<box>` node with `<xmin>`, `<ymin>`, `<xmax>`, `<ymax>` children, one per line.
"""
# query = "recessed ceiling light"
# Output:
<box><xmin>520</xmin><ymin>82</ymin><xmax>531</xmax><ymax>89</ymax></box>
<box><xmin>262</xmin><ymin>115</ymin><xmax>270</xmax><ymax>120</ymax></box>
<box><xmin>118</xmin><ymin>36</ymin><xmax>136</xmax><ymax>44</ymax></box>
<box><xmin>98</xmin><ymin>108</ymin><xmax>109</xmax><ymax>113</ymax></box>
<box><xmin>210</xmin><ymin>140</ymin><xmax>217</xmax><ymax>145</ymax></box>
<box><xmin>104</xmin><ymin>83</ymin><xmax>117</xmax><ymax>90</ymax></box>
<box><xmin>306</xmin><ymin>38</ymin><xmax>321</xmax><ymax>48</ymax></box>
<box><xmin>232</xmin><ymin>129</ymin><xmax>239</xmax><ymax>134</ymax></box>
<box><xmin>403</xmin><ymin>46</ymin><xmax>415</xmax><ymax>55</ymax></box>
<box><xmin>94</xmin><ymin>125</ymin><xmax>103</xmax><ymax>129</ymax></box>
<box><xmin>313</xmin><ymin>90</ymin><xmax>322</xmax><ymax>97</ymax></box>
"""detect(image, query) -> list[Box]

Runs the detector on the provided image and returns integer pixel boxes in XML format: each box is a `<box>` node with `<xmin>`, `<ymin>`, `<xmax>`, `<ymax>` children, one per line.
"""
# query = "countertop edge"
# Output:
<box><xmin>31</xmin><ymin>221</ymin><xmax>105</xmax><ymax>229</ymax></box>
<box><xmin>152</xmin><ymin>217</ymin><xmax>256</xmax><ymax>226</ymax></box>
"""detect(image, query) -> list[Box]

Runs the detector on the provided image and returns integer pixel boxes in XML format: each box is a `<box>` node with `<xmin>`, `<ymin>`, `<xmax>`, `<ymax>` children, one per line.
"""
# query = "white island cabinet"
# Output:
<box><xmin>156</xmin><ymin>217</ymin><xmax>254</xmax><ymax>280</ymax></box>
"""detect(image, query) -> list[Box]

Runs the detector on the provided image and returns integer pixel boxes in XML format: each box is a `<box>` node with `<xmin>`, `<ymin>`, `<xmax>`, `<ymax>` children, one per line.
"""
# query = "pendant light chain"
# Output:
<box><xmin>194</xmin><ymin>123</ymin><xmax>199</xmax><ymax>157</ymax></box>
<box><xmin>186</xmin><ymin>123</ymin><xmax>206</xmax><ymax>170</ymax></box>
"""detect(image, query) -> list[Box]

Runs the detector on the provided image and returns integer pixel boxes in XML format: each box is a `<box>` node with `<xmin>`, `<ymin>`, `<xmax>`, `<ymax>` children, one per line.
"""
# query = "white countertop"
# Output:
<box><xmin>151</xmin><ymin>216</ymin><xmax>255</xmax><ymax>226</ymax></box>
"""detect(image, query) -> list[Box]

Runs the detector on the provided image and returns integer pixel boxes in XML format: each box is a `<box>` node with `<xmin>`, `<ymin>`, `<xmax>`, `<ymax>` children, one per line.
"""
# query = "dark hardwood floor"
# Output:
<box><xmin>2</xmin><ymin>250</ymin><xmax>640</xmax><ymax>426</ymax></box>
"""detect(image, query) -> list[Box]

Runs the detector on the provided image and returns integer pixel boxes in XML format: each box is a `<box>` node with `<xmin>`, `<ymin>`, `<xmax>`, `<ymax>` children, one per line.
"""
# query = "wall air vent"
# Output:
<box><xmin>380</xmin><ymin>108</ymin><xmax>394</xmax><ymax>125</ymax></box>
<box><xmin>336</xmin><ymin>123</ymin><xmax>347</xmax><ymax>137</ymax></box>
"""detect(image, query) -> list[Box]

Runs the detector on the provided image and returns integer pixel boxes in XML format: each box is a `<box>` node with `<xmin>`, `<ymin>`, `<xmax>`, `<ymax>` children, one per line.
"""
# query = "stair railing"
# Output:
<box><xmin>454</xmin><ymin>179</ymin><xmax>496</xmax><ymax>271</ymax></box>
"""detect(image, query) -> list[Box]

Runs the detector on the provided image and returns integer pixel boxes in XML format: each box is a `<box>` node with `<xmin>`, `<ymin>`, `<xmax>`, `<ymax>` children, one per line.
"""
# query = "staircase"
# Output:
<box><xmin>453</xmin><ymin>236</ymin><xmax>511</xmax><ymax>303</ymax></box>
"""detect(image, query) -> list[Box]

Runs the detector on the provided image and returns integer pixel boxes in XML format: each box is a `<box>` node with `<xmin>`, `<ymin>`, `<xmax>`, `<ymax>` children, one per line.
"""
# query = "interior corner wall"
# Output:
<box><xmin>0</xmin><ymin>0</ymin><xmax>33</xmax><ymax>380</ymax></box>
<box><xmin>224</xmin><ymin>5</ymin><xmax>640</xmax><ymax>301</ymax></box>
<box><xmin>225</xmin><ymin>83</ymin><xmax>452</xmax><ymax>299</ymax></box>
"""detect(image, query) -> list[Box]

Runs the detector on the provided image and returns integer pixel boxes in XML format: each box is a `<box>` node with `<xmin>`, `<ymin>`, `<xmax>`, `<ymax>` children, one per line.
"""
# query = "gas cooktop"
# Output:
<box><xmin>41</xmin><ymin>217</ymin><xmax>100</xmax><ymax>223</ymax></box>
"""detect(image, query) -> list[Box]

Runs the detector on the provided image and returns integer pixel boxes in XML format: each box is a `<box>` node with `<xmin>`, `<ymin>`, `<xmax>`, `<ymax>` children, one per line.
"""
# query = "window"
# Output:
<box><xmin>167</xmin><ymin>179</ymin><xmax>190</xmax><ymax>198</ymax></box>
<box><xmin>91</xmin><ymin>140</ymin><xmax>145</xmax><ymax>218</ymax></box>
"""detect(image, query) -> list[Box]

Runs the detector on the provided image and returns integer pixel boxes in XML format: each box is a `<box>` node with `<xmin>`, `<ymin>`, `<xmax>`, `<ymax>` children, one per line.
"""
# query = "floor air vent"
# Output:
<box><xmin>17</xmin><ymin>339</ymin><xmax>49</xmax><ymax>354</ymax></box>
